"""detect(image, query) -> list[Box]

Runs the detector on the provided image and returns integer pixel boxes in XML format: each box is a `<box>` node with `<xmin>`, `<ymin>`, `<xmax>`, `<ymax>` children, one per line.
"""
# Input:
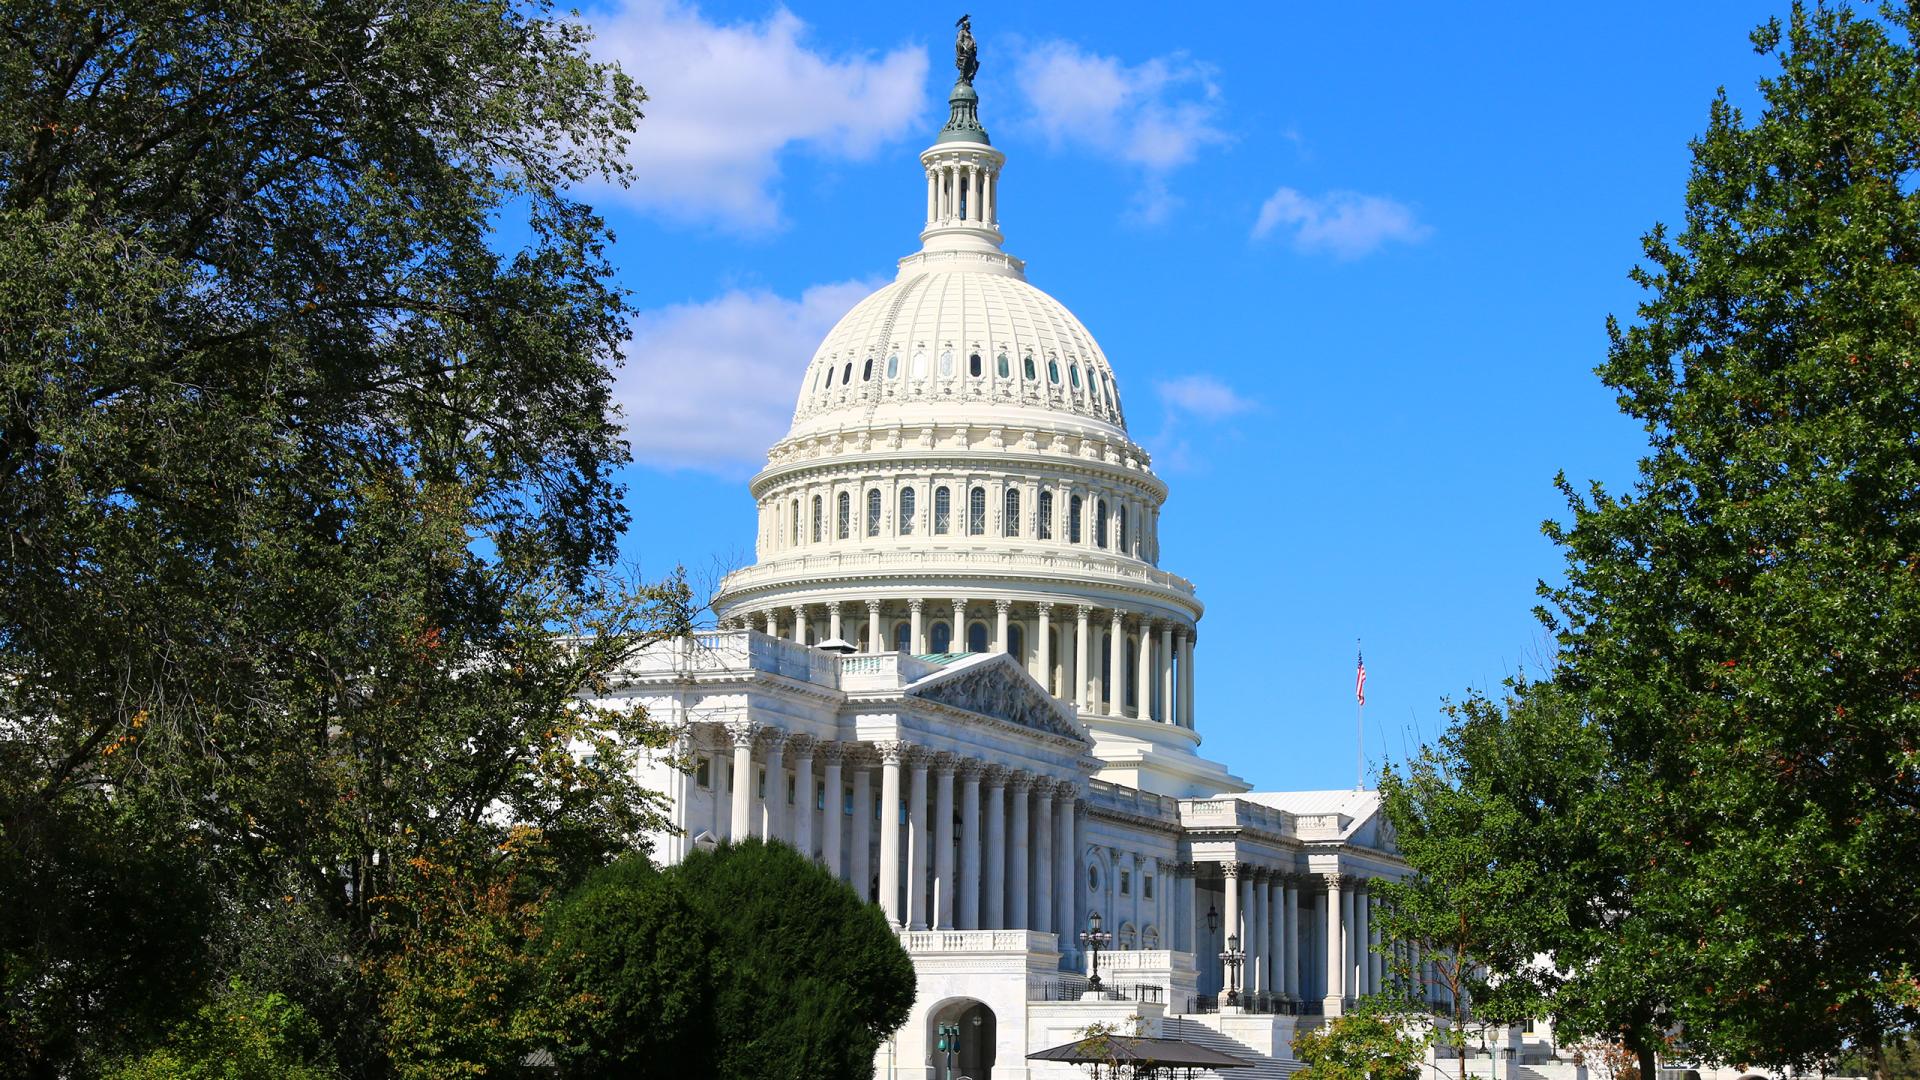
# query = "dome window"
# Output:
<box><xmin>933</xmin><ymin>487</ymin><xmax>951</xmax><ymax>535</ymax></box>
<box><xmin>1047</xmin><ymin>358</ymin><xmax>1060</xmax><ymax>384</ymax></box>
<box><xmin>825</xmin><ymin>366</ymin><xmax>835</xmax><ymax>389</ymax></box>
<box><xmin>930</xmin><ymin>621</ymin><xmax>952</xmax><ymax>653</ymax></box>
<box><xmin>1118</xmin><ymin>506</ymin><xmax>1129</xmax><ymax>552</ymax></box>
<box><xmin>1007</xmin><ymin>623</ymin><xmax>1024</xmax><ymax>660</ymax></box>
<box><xmin>1068</xmin><ymin>495</ymin><xmax>1083</xmax><ymax>544</ymax></box>
<box><xmin>811</xmin><ymin>495</ymin><xmax>822</xmax><ymax>542</ymax></box>
<box><xmin>1003</xmin><ymin>488</ymin><xmax>1020</xmax><ymax>537</ymax></box>
<box><xmin>862</xmin><ymin>358</ymin><xmax>872</xmax><ymax>381</ymax></box>
<box><xmin>886</xmin><ymin>353</ymin><xmax>899</xmax><ymax>378</ymax></box>
<box><xmin>1095</xmin><ymin>499</ymin><xmax>1109</xmax><ymax>549</ymax></box>
<box><xmin>813</xmin><ymin>366</ymin><xmax>823</xmax><ymax>391</ymax></box>
<box><xmin>1100</xmin><ymin>372</ymin><xmax>1113</xmax><ymax>404</ymax></box>
<box><xmin>865</xmin><ymin>489</ymin><xmax>881</xmax><ymax>537</ymax></box>
<box><xmin>1069</xmin><ymin>364</ymin><xmax>1082</xmax><ymax>391</ymax></box>
<box><xmin>968</xmin><ymin>352</ymin><xmax>982</xmax><ymax>377</ymax></box>
<box><xmin>911</xmin><ymin>348</ymin><xmax>927</xmax><ymax>378</ymax></box>
<box><xmin>1024</xmin><ymin>354</ymin><xmax>1037</xmax><ymax>381</ymax></box>
<box><xmin>790</xmin><ymin>499</ymin><xmax>799</xmax><ymax>546</ymax></box>
<box><xmin>939</xmin><ymin>349</ymin><xmax>954</xmax><ymax>377</ymax></box>
<box><xmin>967</xmin><ymin>486</ymin><xmax>986</xmax><ymax>535</ymax></box>
<box><xmin>996</xmin><ymin>352</ymin><xmax>1010</xmax><ymax>378</ymax></box>
<box><xmin>898</xmin><ymin>487</ymin><xmax>916</xmax><ymax>535</ymax></box>
<box><xmin>1037</xmin><ymin>489</ymin><xmax>1054</xmax><ymax>540</ymax></box>
<box><xmin>837</xmin><ymin>492</ymin><xmax>851</xmax><ymax>539</ymax></box>
<box><xmin>966</xmin><ymin>622</ymin><xmax>989</xmax><ymax>653</ymax></box>
<box><xmin>842</xmin><ymin>361</ymin><xmax>852</xmax><ymax>385</ymax></box>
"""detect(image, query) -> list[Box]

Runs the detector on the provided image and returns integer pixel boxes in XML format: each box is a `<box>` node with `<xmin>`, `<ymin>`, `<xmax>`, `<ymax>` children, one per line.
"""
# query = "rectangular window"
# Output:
<box><xmin>695</xmin><ymin>756</ymin><xmax>711</xmax><ymax>788</ymax></box>
<box><xmin>757</xmin><ymin>768</ymin><xmax>765</xmax><ymax>798</ymax></box>
<box><xmin>843</xmin><ymin>786</ymin><xmax>854</xmax><ymax>815</ymax></box>
<box><xmin>1120</xmin><ymin>870</ymin><xmax>1131</xmax><ymax>896</ymax></box>
<box><xmin>787</xmin><ymin>775</ymin><xmax>796</xmax><ymax>805</ymax></box>
<box><xmin>816</xmin><ymin>780</ymin><xmax>827</xmax><ymax>811</ymax></box>
<box><xmin>1144</xmin><ymin>875</ymin><xmax>1155</xmax><ymax>900</ymax></box>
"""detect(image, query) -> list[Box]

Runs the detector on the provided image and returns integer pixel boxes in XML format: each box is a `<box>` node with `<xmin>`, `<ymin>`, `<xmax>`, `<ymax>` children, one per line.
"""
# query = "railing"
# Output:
<box><xmin>1177</xmin><ymin>796</ymin><xmax>1302</xmax><ymax>838</ymax></box>
<box><xmin>1190</xmin><ymin>992</ymin><xmax>1322</xmax><ymax>1016</ymax></box>
<box><xmin>615</xmin><ymin>630</ymin><xmax>840</xmax><ymax>687</ymax></box>
<box><xmin>1035</xmin><ymin>978</ymin><xmax>1165</xmax><ymax>1004</ymax></box>
<box><xmin>839</xmin><ymin>651</ymin><xmax>937</xmax><ymax>688</ymax></box>
<box><xmin>1085</xmin><ymin>780</ymin><xmax>1183</xmax><ymax>824</ymax></box>
<box><xmin>716</xmin><ymin>546</ymin><xmax>1199</xmax><ymax>599</ymax></box>
<box><xmin>897</xmin><ymin>929</ymin><xmax>1052</xmax><ymax>953</ymax></box>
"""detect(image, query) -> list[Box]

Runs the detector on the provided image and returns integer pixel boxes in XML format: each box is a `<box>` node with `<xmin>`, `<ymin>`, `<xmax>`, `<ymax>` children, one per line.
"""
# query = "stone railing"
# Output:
<box><xmin>716</xmin><ymin>545</ymin><xmax>1198</xmax><ymax>599</ymax></box>
<box><xmin>839</xmin><ymin>651</ymin><xmax>938</xmax><ymax>690</ymax></box>
<box><xmin>896</xmin><ymin>928</ymin><xmax>1055</xmax><ymax>954</ymax></box>
<box><xmin>1085</xmin><ymin>779</ymin><xmax>1183</xmax><ymax>825</ymax></box>
<box><xmin>1177</xmin><ymin>797</ymin><xmax>1301</xmax><ymax>838</ymax></box>
<box><xmin>615</xmin><ymin>630</ymin><xmax>840</xmax><ymax>688</ymax></box>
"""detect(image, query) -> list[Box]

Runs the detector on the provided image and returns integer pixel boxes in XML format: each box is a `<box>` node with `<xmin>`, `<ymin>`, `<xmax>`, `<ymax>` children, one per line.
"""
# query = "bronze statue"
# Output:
<box><xmin>955</xmin><ymin>15</ymin><xmax>979</xmax><ymax>85</ymax></box>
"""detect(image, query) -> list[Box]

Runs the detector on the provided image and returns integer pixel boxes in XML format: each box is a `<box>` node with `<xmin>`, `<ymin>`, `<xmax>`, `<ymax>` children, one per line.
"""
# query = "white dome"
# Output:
<box><xmin>785</xmin><ymin>256</ymin><xmax>1129</xmax><ymax>444</ymax></box>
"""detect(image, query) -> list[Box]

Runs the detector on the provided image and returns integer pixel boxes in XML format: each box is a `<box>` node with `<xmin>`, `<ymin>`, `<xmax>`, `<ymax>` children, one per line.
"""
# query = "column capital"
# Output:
<box><xmin>1176</xmin><ymin>624</ymin><xmax>1192</xmax><ymax>643</ymax></box>
<box><xmin>875</xmin><ymin>739</ymin><xmax>914</xmax><ymax>764</ymax></box>
<box><xmin>1053</xmin><ymin>779</ymin><xmax>1080</xmax><ymax>802</ymax></box>
<box><xmin>1109</xmin><ymin>609</ymin><xmax>1124</xmax><ymax>626</ymax></box>
<box><xmin>1321</xmin><ymin>871</ymin><xmax>1346</xmax><ymax>889</ymax></box>
<box><xmin>725</xmin><ymin>721</ymin><xmax>759</xmax><ymax>748</ymax></box>
<box><xmin>816</xmin><ymin>740</ymin><xmax>847</xmax><ymax>764</ymax></box>
<box><xmin>1221</xmin><ymin>861</ymin><xmax>1243</xmax><ymax>879</ymax></box>
<box><xmin>993</xmin><ymin>598</ymin><xmax>1013</xmax><ymax>614</ymax></box>
<box><xmin>956</xmin><ymin>758</ymin><xmax>986</xmax><ymax>781</ymax></box>
<box><xmin>761</xmin><ymin>730</ymin><xmax>790</xmax><ymax>754</ymax></box>
<box><xmin>981</xmin><ymin>763</ymin><xmax>1009</xmax><ymax>786</ymax></box>
<box><xmin>1076</xmin><ymin>604</ymin><xmax>1096</xmax><ymax>619</ymax></box>
<box><xmin>908</xmin><ymin>597</ymin><xmax>925</xmax><ymax>613</ymax></box>
<box><xmin>1037</xmin><ymin>601</ymin><xmax>1056</xmax><ymax>617</ymax></box>
<box><xmin>1032</xmin><ymin>781</ymin><xmax>1055</xmax><ymax>804</ymax></box>
<box><xmin>866</xmin><ymin>598</ymin><xmax>882</xmax><ymax>613</ymax></box>
<box><xmin>1007</xmin><ymin>769</ymin><xmax>1036</xmax><ymax>792</ymax></box>
<box><xmin>786</xmin><ymin>734</ymin><xmax>815</xmax><ymax>758</ymax></box>
<box><xmin>932</xmin><ymin>751</ymin><xmax>960</xmax><ymax>776</ymax></box>
<box><xmin>826</xmin><ymin>600</ymin><xmax>843</xmax><ymax>614</ymax></box>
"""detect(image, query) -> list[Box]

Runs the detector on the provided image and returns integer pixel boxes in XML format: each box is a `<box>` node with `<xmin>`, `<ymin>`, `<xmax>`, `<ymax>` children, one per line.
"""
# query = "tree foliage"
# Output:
<box><xmin>1539</xmin><ymin>2</ymin><xmax>1920</xmax><ymax>1072</ymax></box>
<box><xmin>0</xmin><ymin>0</ymin><xmax>687</xmax><ymax>1074</ymax></box>
<box><xmin>1291</xmin><ymin>1006</ymin><xmax>1430</xmax><ymax>1080</ymax></box>
<box><xmin>540</xmin><ymin>841</ymin><xmax>917</xmax><ymax>1080</ymax></box>
<box><xmin>101</xmin><ymin>979</ymin><xmax>338</xmax><ymax>1080</ymax></box>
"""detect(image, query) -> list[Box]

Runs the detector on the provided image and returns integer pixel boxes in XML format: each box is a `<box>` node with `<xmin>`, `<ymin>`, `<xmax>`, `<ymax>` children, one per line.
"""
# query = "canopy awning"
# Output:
<box><xmin>1026</xmin><ymin>1034</ymin><xmax>1251</xmax><ymax>1068</ymax></box>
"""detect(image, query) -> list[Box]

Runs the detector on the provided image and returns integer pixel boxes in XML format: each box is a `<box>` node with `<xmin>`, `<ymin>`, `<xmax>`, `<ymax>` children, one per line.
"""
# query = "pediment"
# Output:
<box><xmin>904</xmin><ymin>654</ymin><xmax>1087</xmax><ymax>743</ymax></box>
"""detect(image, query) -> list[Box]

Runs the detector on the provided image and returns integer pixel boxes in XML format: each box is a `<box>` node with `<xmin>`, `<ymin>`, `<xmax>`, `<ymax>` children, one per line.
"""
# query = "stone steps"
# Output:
<box><xmin>1159</xmin><ymin>1015</ymin><xmax>1303</xmax><ymax>1080</ymax></box>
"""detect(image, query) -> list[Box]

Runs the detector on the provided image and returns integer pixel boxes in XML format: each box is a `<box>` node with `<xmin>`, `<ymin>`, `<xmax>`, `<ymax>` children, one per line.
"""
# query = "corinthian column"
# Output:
<box><xmin>1159</xmin><ymin>622</ymin><xmax>1175</xmax><ymax>723</ymax></box>
<box><xmin>909</xmin><ymin>598</ymin><xmax>926</xmax><ymax>654</ymax></box>
<box><xmin>1107</xmin><ymin>610</ymin><xmax>1124</xmax><ymax>716</ymax></box>
<box><xmin>866</xmin><ymin>600</ymin><xmax>884</xmax><ymax>653</ymax></box>
<box><xmin>982</xmin><ymin>766</ymin><xmax>1007</xmax><ymax>929</ymax></box>
<box><xmin>820</xmin><ymin>743</ymin><xmax>845</xmax><ymax>877</ymax></box>
<box><xmin>1324</xmin><ymin>873</ymin><xmax>1347</xmax><ymax>1016</ymax></box>
<box><xmin>1074</xmin><ymin>606</ymin><xmax>1092</xmax><ymax>712</ymax></box>
<box><xmin>1037</xmin><ymin>604</ymin><xmax>1055</xmax><ymax>695</ymax></box>
<box><xmin>994</xmin><ymin>599</ymin><xmax>1012</xmax><ymax>653</ymax></box>
<box><xmin>906</xmin><ymin>750</ymin><xmax>930</xmax><ymax>931</ymax></box>
<box><xmin>932</xmin><ymin>755</ymin><xmax>957</xmax><ymax>930</ymax></box>
<box><xmin>1054</xmin><ymin>782</ymin><xmax>1077</xmax><ymax>959</ymax></box>
<box><xmin>1031</xmin><ymin>781</ymin><xmax>1054</xmax><ymax>934</ymax></box>
<box><xmin>851</xmin><ymin>762</ymin><xmax>872</xmax><ymax>901</ymax></box>
<box><xmin>958</xmin><ymin>761</ymin><xmax>982</xmax><ymax>930</ymax></box>
<box><xmin>1221</xmin><ymin>863</ymin><xmax>1242</xmax><ymax>999</ymax></box>
<box><xmin>1137</xmin><ymin>619</ymin><xmax>1156</xmax><ymax>722</ymax></box>
<box><xmin>790</xmin><ymin>737</ymin><xmax>814</xmax><ymax>858</ymax></box>
<box><xmin>727</xmin><ymin>723</ymin><xmax>756</xmax><ymax>843</ymax></box>
<box><xmin>762</xmin><ymin>732</ymin><xmax>788</xmax><ymax>844</ymax></box>
<box><xmin>877</xmin><ymin>742</ymin><xmax>906</xmax><ymax>925</ymax></box>
<box><xmin>1008</xmin><ymin>773</ymin><xmax>1032</xmax><ymax>928</ymax></box>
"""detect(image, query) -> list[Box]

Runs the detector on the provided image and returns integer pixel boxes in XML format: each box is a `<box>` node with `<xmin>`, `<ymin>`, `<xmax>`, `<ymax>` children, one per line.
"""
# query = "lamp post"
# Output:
<box><xmin>936</xmin><ymin>1021</ymin><xmax>960</xmax><ymax>1080</ymax></box>
<box><xmin>1079</xmin><ymin>910</ymin><xmax>1112</xmax><ymax>993</ymax></box>
<box><xmin>1220</xmin><ymin>932</ymin><xmax>1245</xmax><ymax>1008</ymax></box>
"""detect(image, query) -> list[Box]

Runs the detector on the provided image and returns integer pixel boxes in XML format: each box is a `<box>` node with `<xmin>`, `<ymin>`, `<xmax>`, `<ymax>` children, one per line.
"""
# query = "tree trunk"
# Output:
<box><xmin>1631</xmin><ymin>1038</ymin><xmax>1656</xmax><ymax>1080</ymax></box>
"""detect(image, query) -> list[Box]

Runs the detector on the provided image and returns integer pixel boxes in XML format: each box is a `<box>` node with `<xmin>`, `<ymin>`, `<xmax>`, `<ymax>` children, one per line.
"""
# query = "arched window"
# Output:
<box><xmin>842</xmin><ymin>361</ymin><xmax>852</xmax><ymax>385</ymax></box>
<box><xmin>886</xmin><ymin>353</ymin><xmax>899</xmax><ymax>378</ymax></box>
<box><xmin>893</xmin><ymin>622</ymin><xmax>911</xmax><ymax>653</ymax></box>
<box><xmin>968</xmin><ymin>352</ymin><xmax>982</xmax><ymax>377</ymax></box>
<box><xmin>930</xmin><ymin>622</ymin><xmax>952</xmax><ymax>653</ymax></box>
<box><xmin>1003</xmin><ymin>488</ymin><xmax>1020</xmax><ymax>537</ymax></box>
<box><xmin>813</xmin><ymin>366</ymin><xmax>823</xmax><ymax>391</ymax></box>
<box><xmin>967</xmin><ymin>622</ymin><xmax>989</xmax><ymax>653</ymax></box>
<box><xmin>996</xmin><ymin>351</ymin><xmax>1010</xmax><ymax>378</ymax></box>
<box><xmin>1068</xmin><ymin>495</ymin><xmax>1083</xmax><ymax>544</ymax></box>
<box><xmin>866</xmin><ymin>489</ymin><xmax>881</xmax><ymax>537</ymax></box>
<box><xmin>898</xmin><ymin>487</ymin><xmax>916</xmax><ymax>535</ymax></box>
<box><xmin>811</xmin><ymin>495</ymin><xmax>822</xmax><ymax>542</ymax></box>
<box><xmin>1118</xmin><ymin>506</ymin><xmax>1129</xmax><ymax>552</ymax></box>
<box><xmin>911</xmin><ymin>348</ymin><xmax>927</xmax><ymax>378</ymax></box>
<box><xmin>1008</xmin><ymin>623</ymin><xmax>1025</xmax><ymax>660</ymax></box>
<box><xmin>790</xmin><ymin>500</ymin><xmax>799</xmax><ymax>545</ymax></box>
<box><xmin>861</xmin><ymin>357</ymin><xmax>872</xmax><ymax>381</ymax></box>
<box><xmin>837</xmin><ymin>492</ymin><xmax>850</xmax><ymax>539</ymax></box>
<box><xmin>1069</xmin><ymin>364</ymin><xmax>1083</xmax><ymax>391</ymax></box>
<box><xmin>825</xmin><ymin>365</ymin><xmax>836</xmax><ymax>388</ymax></box>
<box><xmin>939</xmin><ymin>349</ymin><xmax>954</xmax><ymax>376</ymax></box>
<box><xmin>933</xmin><ymin>487</ymin><xmax>951</xmax><ymax>534</ymax></box>
<box><xmin>1095</xmin><ymin>499</ymin><xmax>1109</xmax><ymax>549</ymax></box>
<box><xmin>968</xmin><ymin>486</ymin><xmax>986</xmax><ymax>535</ymax></box>
<box><xmin>1024</xmin><ymin>354</ymin><xmax>1037</xmax><ymax>381</ymax></box>
<box><xmin>1047</xmin><ymin>358</ymin><xmax>1060</xmax><ymax>384</ymax></box>
<box><xmin>1037</xmin><ymin>489</ymin><xmax>1054</xmax><ymax>540</ymax></box>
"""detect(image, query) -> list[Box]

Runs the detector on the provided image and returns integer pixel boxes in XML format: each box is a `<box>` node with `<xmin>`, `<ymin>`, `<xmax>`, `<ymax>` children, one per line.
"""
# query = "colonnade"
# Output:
<box><xmin>723</xmin><ymin>598</ymin><xmax>1197</xmax><ymax>728</ymax></box>
<box><xmin>1180</xmin><ymin>863</ymin><xmax>1394</xmax><ymax>1012</ymax></box>
<box><xmin>926</xmin><ymin>156</ymin><xmax>997</xmax><ymax>228</ymax></box>
<box><xmin>720</xmin><ymin>724</ymin><xmax>1081</xmax><ymax>946</ymax></box>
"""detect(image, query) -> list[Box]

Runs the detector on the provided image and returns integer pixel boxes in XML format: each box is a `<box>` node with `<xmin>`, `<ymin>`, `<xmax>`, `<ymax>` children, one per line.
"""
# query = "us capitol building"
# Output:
<box><xmin>609</xmin><ymin>29</ymin><xmax>1482</xmax><ymax>1080</ymax></box>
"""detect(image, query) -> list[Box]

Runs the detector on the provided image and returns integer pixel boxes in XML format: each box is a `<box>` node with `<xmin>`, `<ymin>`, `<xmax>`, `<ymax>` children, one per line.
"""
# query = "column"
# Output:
<box><xmin>1267</xmin><ymin>873</ymin><xmax>1283</xmax><ymax>999</ymax></box>
<box><xmin>821</xmin><ymin>744</ymin><xmax>845</xmax><ymax>876</ymax></box>
<box><xmin>932</xmin><ymin>756</ymin><xmax>957</xmax><ymax>929</ymax></box>
<box><xmin>1284</xmin><ymin>876</ymin><xmax>1301</xmax><ymax>998</ymax></box>
<box><xmin>1008</xmin><ymin>774</ymin><xmax>1032</xmax><ymax>928</ymax></box>
<box><xmin>1108</xmin><ymin>610</ymin><xmax>1124</xmax><ymax>716</ymax></box>
<box><xmin>762</xmin><ymin>733</ymin><xmax>787</xmax><ymax>844</ymax></box>
<box><xmin>951</xmin><ymin>599</ymin><xmax>968</xmax><ymax>651</ymax></box>
<box><xmin>727</xmin><ymin>723</ymin><xmax>756</xmax><ymax>843</ymax></box>
<box><xmin>1054</xmin><ymin>783</ymin><xmax>1077</xmax><ymax>958</ymax></box>
<box><xmin>1074</xmin><ymin>606</ymin><xmax>1092</xmax><ymax>712</ymax></box>
<box><xmin>1324</xmin><ymin>873</ymin><xmax>1346</xmax><ymax>1015</ymax></box>
<box><xmin>1356</xmin><ymin>881</ymin><xmax>1372</xmax><ymax>996</ymax></box>
<box><xmin>791</xmin><ymin>604</ymin><xmax>807</xmax><ymax>645</ymax></box>
<box><xmin>1341</xmin><ymin>878</ymin><xmax>1358</xmax><ymax>1002</ymax></box>
<box><xmin>1037</xmin><ymin>604</ymin><xmax>1054</xmax><ymax>695</ymax></box>
<box><xmin>1178</xmin><ymin>629</ymin><xmax>1195</xmax><ymax>727</ymax></box>
<box><xmin>866</xmin><ymin>600</ymin><xmax>884</xmax><ymax>652</ymax></box>
<box><xmin>1032</xmin><ymin>782</ymin><xmax>1054</xmax><ymax>934</ymax></box>
<box><xmin>1158</xmin><ymin>623</ymin><xmax>1175</xmax><ymax>722</ymax></box>
<box><xmin>925</xmin><ymin>169</ymin><xmax>936</xmax><ymax>224</ymax></box>
<box><xmin>909</xmin><ymin>598</ymin><xmax>926</xmax><ymax>654</ymax></box>
<box><xmin>1182</xmin><ymin>864</ymin><xmax>1199</xmax><ymax>954</ymax></box>
<box><xmin>994</xmin><ymin>599</ymin><xmax>1011</xmax><ymax>653</ymax></box>
<box><xmin>765</xmin><ymin>610</ymin><xmax>779</xmax><ymax>636</ymax></box>
<box><xmin>983</xmin><ymin>164</ymin><xmax>995</xmax><ymax>224</ymax></box>
<box><xmin>1221</xmin><ymin>863</ymin><xmax>1242</xmax><ymax>1001</ymax></box>
<box><xmin>828</xmin><ymin>601</ymin><xmax>843</xmax><ymax>643</ymax></box>
<box><xmin>907</xmin><ymin>750</ymin><xmax>930</xmax><ymax>930</ymax></box>
<box><xmin>1369</xmin><ymin>888</ymin><xmax>1384</xmax><ymax>994</ymax></box>
<box><xmin>791</xmin><ymin>738</ymin><xmax>814</xmax><ymax>858</ymax></box>
<box><xmin>983</xmin><ymin>767</ymin><xmax>1007</xmax><ymax>929</ymax></box>
<box><xmin>958</xmin><ymin>762</ymin><xmax>982</xmax><ymax>929</ymax></box>
<box><xmin>1137</xmin><ymin>620</ymin><xmax>1155</xmax><ymax>722</ymax></box>
<box><xmin>877</xmin><ymin>743</ymin><xmax>905</xmax><ymax>924</ymax></box>
<box><xmin>851</xmin><ymin>762</ymin><xmax>872</xmax><ymax>901</ymax></box>
<box><xmin>1247</xmin><ymin>868</ymin><xmax>1265</xmax><ymax>994</ymax></box>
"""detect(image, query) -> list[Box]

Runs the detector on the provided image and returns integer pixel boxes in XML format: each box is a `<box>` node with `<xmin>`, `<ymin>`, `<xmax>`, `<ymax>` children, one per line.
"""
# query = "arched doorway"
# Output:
<box><xmin>927</xmin><ymin>998</ymin><xmax>995</xmax><ymax>1080</ymax></box>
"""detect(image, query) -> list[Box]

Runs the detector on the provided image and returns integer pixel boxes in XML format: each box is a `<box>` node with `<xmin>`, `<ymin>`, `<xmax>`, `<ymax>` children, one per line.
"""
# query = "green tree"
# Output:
<box><xmin>1291</xmin><ymin>1006</ymin><xmax>1431</xmax><ymax>1080</ymax></box>
<box><xmin>0</xmin><ymin>0</ymin><xmax>682</xmax><ymax>1073</ymax></box>
<box><xmin>540</xmin><ymin>841</ymin><xmax>916</xmax><ymax>1080</ymax></box>
<box><xmin>101</xmin><ymin>979</ymin><xmax>338</xmax><ymax>1080</ymax></box>
<box><xmin>1540</xmin><ymin>3</ymin><xmax>1920</xmax><ymax>1073</ymax></box>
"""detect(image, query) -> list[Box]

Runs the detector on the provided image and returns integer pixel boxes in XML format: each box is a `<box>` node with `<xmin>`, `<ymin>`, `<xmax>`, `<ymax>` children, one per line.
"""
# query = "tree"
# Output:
<box><xmin>1540</xmin><ymin>3</ymin><xmax>1920</xmax><ymax>1073</ymax></box>
<box><xmin>1291</xmin><ymin>1005</ymin><xmax>1431</xmax><ymax>1080</ymax></box>
<box><xmin>0</xmin><ymin>0</ymin><xmax>681</xmax><ymax>1073</ymax></box>
<box><xmin>540</xmin><ymin>841</ymin><xmax>917</xmax><ymax>1080</ymax></box>
<box><xmin>101</xmin><ymin>979</ymin><xmax>338</xmax><ymax>1080</ymax></box>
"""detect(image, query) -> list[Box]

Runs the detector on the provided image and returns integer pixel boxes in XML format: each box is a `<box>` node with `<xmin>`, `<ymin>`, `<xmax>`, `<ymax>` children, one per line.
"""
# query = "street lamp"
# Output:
<box><xmin>1219</xmin><ymin>932</ymin><xmax>1245</xmax><ymax>1008</ymax></box>
<box><xmin>1079</xmin><ymin>910</ymin><xmax>1113</xmax><ymax>992</ymax></box>
<box><xmin>1206</xmin><ymin>904</ymin><xmax>1218</xmax><ymax>933</ymax></box>
<box><xmin>936</xmin><ymin>1021</ymin><xmax>960</xmax><ymax>1080</ymax></box>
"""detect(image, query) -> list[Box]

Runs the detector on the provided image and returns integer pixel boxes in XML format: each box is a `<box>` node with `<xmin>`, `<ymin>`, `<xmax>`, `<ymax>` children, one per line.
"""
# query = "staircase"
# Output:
<box><xmin>1159</xmin><ymin>1015</ymin><xmax>1303</xmax><ymax>1080</ymax></box>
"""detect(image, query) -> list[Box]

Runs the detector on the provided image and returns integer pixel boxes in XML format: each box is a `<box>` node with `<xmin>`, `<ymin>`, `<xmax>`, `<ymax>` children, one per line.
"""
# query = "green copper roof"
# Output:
<box><xmin>936</xmin><ymin>80</ymin><xmax>990</xmax><ymax>145</ymax></box>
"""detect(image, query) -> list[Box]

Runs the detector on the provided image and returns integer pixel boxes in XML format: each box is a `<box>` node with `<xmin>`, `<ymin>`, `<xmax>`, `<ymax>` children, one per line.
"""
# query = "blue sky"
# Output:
<box><xmin>574</xmin><ymin>1</ymin><xmax>1780</xmax><ymax>791</ymax></box>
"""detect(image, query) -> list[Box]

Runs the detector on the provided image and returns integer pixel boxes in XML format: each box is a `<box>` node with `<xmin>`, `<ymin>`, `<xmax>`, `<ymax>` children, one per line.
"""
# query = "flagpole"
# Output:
<box><xmin>1355</xmin><ymin>638</ymin><xmax>1365</xmax><ymax>791</ymax></box>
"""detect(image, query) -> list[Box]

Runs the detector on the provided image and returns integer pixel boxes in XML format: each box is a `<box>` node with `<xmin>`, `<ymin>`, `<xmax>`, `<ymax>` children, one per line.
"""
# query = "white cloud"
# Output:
<box><xmin>615</xmin><ymin>280</ymin><xmax>879</xmax><ymax>473</ymax></box>
<box><xmin>1155</xmin><ymin>375</ymin><xmax>1257</xmax><ymax>420</ymax></box>
<box><xmin>584</xmin><ymin>1</ymin><xmax>928</xmax><ymax>229</ymax></box>
<box><xmin>1252</xmin><ymin>187</ymin><xmax>1430</xmax><ymax>258</ymax></box>
<box><xmin>1012</xmin><ymin>41</ymin><xmax>1228</xmax><ymax>220</ymax></box>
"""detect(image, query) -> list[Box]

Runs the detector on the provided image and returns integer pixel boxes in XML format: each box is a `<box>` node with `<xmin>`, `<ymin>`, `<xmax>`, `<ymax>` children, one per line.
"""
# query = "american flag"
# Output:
<box><xmin>1355</xmin><ymin>649</ymin><xmax>1367</xmax><ymax>707</ymax></box>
